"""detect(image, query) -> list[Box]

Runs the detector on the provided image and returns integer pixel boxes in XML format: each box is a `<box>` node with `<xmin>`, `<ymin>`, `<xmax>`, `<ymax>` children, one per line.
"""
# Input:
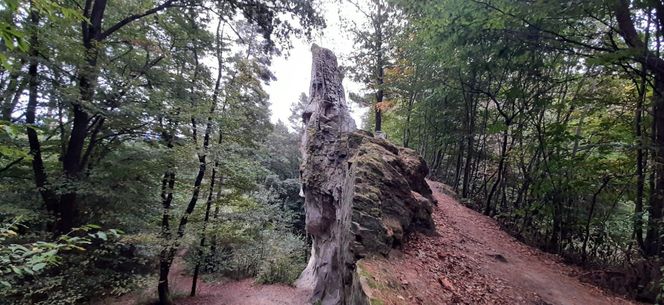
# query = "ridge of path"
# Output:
<box><xmin>360</xmin><ymin>180</ymin><xmax>640</xmax><ymax>305</ymax></box>
<box><xmin>107</xmin><ymin>180</ymin><xmax>640</xmax><ymax>305</ymax></box>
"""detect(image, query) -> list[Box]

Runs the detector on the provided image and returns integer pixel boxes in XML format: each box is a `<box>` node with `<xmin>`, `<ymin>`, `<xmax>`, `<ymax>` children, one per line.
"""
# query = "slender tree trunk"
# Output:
<box><xmin>550</xmin><ymin>194</ymin><xmax>563</xmax><ymax>253</ymax></box>
<box><xmin>192</xmin><ymin>19</ymin><xmax>225</xmax><ymax>296</ymax></box>
<box><xmin>462</xmin><ymin>99</ymin><xmax>476</xmax><ymax>198</ymax></box>
<box><xmin>1</xmin><ymin>68</ymin><xmax>26</xmax><ymax>121</ymax></box>
<box><xmin>472</xmin><ymin>104</ymin><xmax>490</xmax><ymax>196</ymax></box>
<box><xmin>485</xmin><ymin>124</ymin><xmax>509</xmax><ymax>215</ymax></box>
<box><xmin>374</xmin><ymin>1</ymin><xmax>384</xmax><ymax>133</ymax></box>
<box><xmin>634</xmin><ymin>64</ymin><xmax>647</xmax><ymax>251</ymax></box>
<box><xmin>453</xmin><ymin>136</ymin><xmax>464</xmax><ymax>191</ymax></box>
<box><xmin>159</xmin><ymin>13</ymin><xmax>215</xmax><ymax>302</ymax></box>
<box><xmin>190</xmin><ymin>166</ymin><xmax>216</xmax><ymax>296</ymax></box>
<box><xmin>25</xmin><ymin>5</ymin><xmax>58</xmax><ymax>215</ymax></box>
<box><xmin>582</xmin><ymin>177</ymin><xmax>610</xmax><ymax>262</ymax></box>
<box><xmin>158</xmin><ymin>142</ymin><xmax>210</xmax><ymax>305</ymax></box>
<box><xmin>210</xmin><ymin>173</ymin><xmax>225</xmax><ymax>256</ymax></box>
<box><xmin>158</xmin><ymin>168</ymin><xmax>176</xmax><ymax>305</ymax></box>
<box><xmin>646</xmin><ymin>74</ymin><xmax>664</xmax><ymax>257</ymax></box>
<box><xmin>429</xmin><ymin>146</ymin><xmax>444</xmax><ymax>178</ymax></box>
<box><xmin>403</xmin><ymin>91</ymin><xmax>415</xmax><ymax>147</ymax></box>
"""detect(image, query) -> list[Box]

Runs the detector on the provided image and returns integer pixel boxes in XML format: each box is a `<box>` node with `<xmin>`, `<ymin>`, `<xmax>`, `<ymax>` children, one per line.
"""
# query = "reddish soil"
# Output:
<box><xmin>102</xmin><ymin>254</ymin><xmax>311</xmax><ymax>305</ymax></box>
<box><xmin>359</xmin><ymin>181</ymin><xmax>640</xmax><ymax>305</ymax></box>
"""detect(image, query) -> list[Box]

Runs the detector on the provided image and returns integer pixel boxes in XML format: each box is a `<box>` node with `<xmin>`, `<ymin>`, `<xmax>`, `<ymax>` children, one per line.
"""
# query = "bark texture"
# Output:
<box><xmin>297</xmin><ymin>45</ymin><xmax>434</xmax><ymax>305</ymax></box>
<box><xmin>297</xmin><ymin>44</ymin><xmax>362</xmax><ymax>305</ymax></box>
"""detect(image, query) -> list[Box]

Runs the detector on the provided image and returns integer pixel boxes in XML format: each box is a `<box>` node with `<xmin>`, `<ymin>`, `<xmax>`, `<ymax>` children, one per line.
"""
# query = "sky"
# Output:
<box><xmin>265</xmin><ymin>1</ymin><xmax>368</xmax><ymax>128</ymax></box>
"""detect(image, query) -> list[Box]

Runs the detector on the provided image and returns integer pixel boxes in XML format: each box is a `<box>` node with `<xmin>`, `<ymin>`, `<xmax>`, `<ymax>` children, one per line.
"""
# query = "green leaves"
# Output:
<box><xmin>95</xmin><ymin>232</ymin><xmax>107</xmax><ymax>241</ymax></box>
<box><xmin>31</xmin><ymin>262</ymin><xmax>46</xmax><ymax>272</ymax></box>
<box><xmin>0</xmin><ymin>219</ymin><xmax>122</xmax><ymax>290</ymax></box>
<box><xmin>382</xmin><ymin>0</ymin><xmax>657</xmax><ymax>280</ymax></box>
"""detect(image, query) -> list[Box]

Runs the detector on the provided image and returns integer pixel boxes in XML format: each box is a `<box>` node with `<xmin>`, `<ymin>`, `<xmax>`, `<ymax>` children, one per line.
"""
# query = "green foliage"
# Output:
<box><xmin>380</xmin><ymin>0</ymin><xmax>664</xmax><ymax>300</ymax></box>
<box><xmin>0</xmin><ymin>0</ymin><xmax>83</xmax><ymax>69</ymax></box>
<box><xmin>255</xmin><ymin>232</ymin><xmax>306</xmax><ymax>284</ymax></box>
<box><xmin>0</xmin><ymin>0</ymin><xmax>322</xmax><ymax>302</ymax></box>
<box><xmin>0</xmin><ymin>220</ymin><xmax>152</xmax><ymax>305</ymax></box>
<box><xmin>262</xmin><ymin>121</ymin><xmax>301</xmax><ymax>180</ymax></box>
<box><xmin>185</xmin><ymin>188</ymin><xmax>306</xmax><ymax>285</ymax></box>
<box><xmin>0</xmin><ymin>220</ymin><xmax>113</xmax><ymax>288</ymax></box>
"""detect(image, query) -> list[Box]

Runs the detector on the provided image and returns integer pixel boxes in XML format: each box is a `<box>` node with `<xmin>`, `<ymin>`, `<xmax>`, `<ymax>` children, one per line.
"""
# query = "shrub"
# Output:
<box><xmin>256</xmin><ymin>232</ymin><xmax>306</xmax><ymax>284</ymax></box>
<box><xmin>0</xmin><ymin>223</ymin><xmax>154</xmax><ymax>305</ymax></box>
<box><xmin>185</xmin><ymin>188</ymin><xmax>308</xmax><ymax>285</ymax></box>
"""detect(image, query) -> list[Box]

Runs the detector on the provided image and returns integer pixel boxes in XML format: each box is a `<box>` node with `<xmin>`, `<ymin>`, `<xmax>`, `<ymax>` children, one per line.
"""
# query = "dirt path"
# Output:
<box><xmin>103</xmin><ymin>253</ymin><xmax>311</xmax><ymax>305</ymax></box>
<box><xmin>360</xmin><ymin>181</ymin><xmax>639</xmax><ymax>305</ymax></box>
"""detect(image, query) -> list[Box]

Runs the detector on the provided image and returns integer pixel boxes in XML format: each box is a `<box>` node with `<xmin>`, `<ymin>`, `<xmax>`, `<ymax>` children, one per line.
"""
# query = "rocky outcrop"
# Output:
<box><xmin>297</xmin><ymin>45</ymin><xmax>434</xmax><ymax>305</ymax></box>
<box><xmin>346</xmin><ymin>131</ymin><xmax>435</xmax><ymax>258</ymax></box>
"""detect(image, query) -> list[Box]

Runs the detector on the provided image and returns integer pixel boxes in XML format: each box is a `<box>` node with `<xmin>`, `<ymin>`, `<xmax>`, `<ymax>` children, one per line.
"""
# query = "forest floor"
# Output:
<box><xmin>359</xmin><ymin>180</ymin><xmax>640</xmax><ymax>305</ymax></box>
<box><xmin>106</xmin><ymin>180</ymin><xmax>640</xmax><ymax>305</ymax></box>
<box><xmin>103</xmin><ymin>253</ymin><xmax>311</xmax><ymax>305</ymax></box>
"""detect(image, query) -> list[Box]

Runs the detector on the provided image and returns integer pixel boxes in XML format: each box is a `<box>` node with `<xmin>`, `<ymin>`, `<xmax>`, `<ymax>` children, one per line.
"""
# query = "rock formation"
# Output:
<box><xmin>347</xmin><ymin>132</ymin><xmax>435</xmax><ymax>258</ymax></box>
<box><xmin>297</xmin><ymin>45</ymin><xmax>435</xmax><ymax>305</ymax></box>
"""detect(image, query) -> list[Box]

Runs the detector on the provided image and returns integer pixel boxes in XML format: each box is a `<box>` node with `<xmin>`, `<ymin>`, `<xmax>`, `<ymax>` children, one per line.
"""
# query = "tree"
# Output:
<box><xmin>344</xmin><ymin>0</ymin><xmax>401</xmax><ymax>133</ymax></box>
<box><xmin>289</xmin><ymin>92</ymin><xmax>308</xmax><ymax>134</ymax></box>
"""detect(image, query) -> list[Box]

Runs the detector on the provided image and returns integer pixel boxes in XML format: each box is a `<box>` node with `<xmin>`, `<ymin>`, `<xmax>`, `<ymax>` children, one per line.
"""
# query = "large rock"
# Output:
<box><xmin>347</xmin><ymin>131</ymin><xmax>435</xmax><ymax>257</ymax></box>
<box><xmin>296</xmin><ymin>45</ymin><xmax>434</xmax><ymax>305</ymax></box>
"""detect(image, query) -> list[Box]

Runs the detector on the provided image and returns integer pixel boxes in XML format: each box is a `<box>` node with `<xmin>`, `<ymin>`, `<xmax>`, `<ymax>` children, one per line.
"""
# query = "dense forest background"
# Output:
<box><xmin>1</xmin><ymin>0</ymin><xmax>664</xmax><ymax>304</ymax></box>
<box><xmin>0</xmin><ymin>1</ymin><xmax>316</xmax><ymax>304</ymax></box>
<box><xmin>362</xmin><ymin>0</ymin><xmax>664</xmax><ymax>301</ymax></box>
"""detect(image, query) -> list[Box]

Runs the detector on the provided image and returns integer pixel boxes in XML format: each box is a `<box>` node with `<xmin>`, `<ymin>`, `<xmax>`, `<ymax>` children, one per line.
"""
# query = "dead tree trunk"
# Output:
<box><xmin>295</xmin><ymin>44</ymin><xmax>367</xmax><ymax>305</ymax></box>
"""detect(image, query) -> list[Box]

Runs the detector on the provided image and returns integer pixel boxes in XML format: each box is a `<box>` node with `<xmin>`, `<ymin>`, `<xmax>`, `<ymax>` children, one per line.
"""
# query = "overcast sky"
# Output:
<box><xmin>265</xmin><ymin>1</ymin><xmax>368</xmax><ymax>128</ymax></box>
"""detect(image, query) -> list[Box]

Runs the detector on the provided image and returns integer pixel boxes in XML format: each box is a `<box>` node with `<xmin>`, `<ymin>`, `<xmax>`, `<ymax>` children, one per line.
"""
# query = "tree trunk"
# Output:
<box><xmin>1</xmin><ymin>67</ymin><xmax>26</xmax><ymax>121</ymax></box>
<box><xmin>25</xmin><ymin>5</ymin><xmax>59</xmax><ymax>215</ymax></box>
<box><xmin>403</xmin><ymin>92</ymin><xmax>415</xmax><ymax>147</ymax></box>
<box><xmin>462</xmin><ymin>100</ymin><xmax>476</xmax><ymax>198</ymax></box>
<box><xmin>582</xmin><ymin>177</ymin><xmax>610</xmax><ymax>262</ymax></box>
<box><xmin>374</xmin><ymin>1</ymin><xmax>384</xmax><ymax>133</ymax></box>
<box><xmin>210</xmin><ymin>173</ymin><xmax>225</xmax><ymax>256</ymax></box>
<box><xmin>158</xmin><ymin>248</ymin><xmax>175</xmax><ymax>305</ymax></box>
<box><xmin>634</xmin><ymin>64</ymin><xmax>647</xmax><ymax>251</ymax></box>
<box><xmin>158</xmin><ymin>169</ymin><xmax>176</xmax><ymax>305</ymax></box>
<box><xmin>646</xmin><ymin>74</ymin><xmax>664</xmax><ymax>257</ymax></box>
<box><xmin>160</xmin><ymin>14</ymin><xmax>214</xmax><ymax>301</ymax></box>
<box><xmin>192</xmin><ymin>18</ymin><xmax>225</xmax><ymax>296</ymax></box>
<box><xmin>485</xmin><ymin>125</ymin><xmax>509</xmax><ymax>215</ymax></box>
<box><xmin>57</xmin><ymin>0</ymin><xmax>178</xmax><ymax>234</ymax></box>
<box><xmin>58</xmin><ymin>64</ymin><xmax>95</xmax><ymax>233</ymax></box>
<box><xmin>550</xmin><ymin>194</ymin><xmax>563</xmax><ymax>253</ymax></box>
<box><xmin>191</xmin><ymin>165</ymin><xmax>216</xmax><ymax>296</ymax></box>
<box><xmin>453</xmin><ymin>136</ymin><xmax>464</xmax><ymax>192</ymax></box>
<box><xmin>57</xmin><ymin>0</ymin><xmax>105</xmax><ymax>233</ymax></box>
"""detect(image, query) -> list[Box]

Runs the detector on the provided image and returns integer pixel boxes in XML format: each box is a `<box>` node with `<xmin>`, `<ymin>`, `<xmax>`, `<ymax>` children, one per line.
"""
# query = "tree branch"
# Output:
<box><xmin>99</xmin><ymin>0</ymin><xmax>180</xmax><ymax>41</ymax></box>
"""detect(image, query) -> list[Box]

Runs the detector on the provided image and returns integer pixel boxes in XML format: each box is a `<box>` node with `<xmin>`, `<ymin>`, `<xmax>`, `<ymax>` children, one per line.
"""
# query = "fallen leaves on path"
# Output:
<box><xmin>359</xmin><ymin>181</ymin><xmax>640</xmax><ymax>305</ymax></box>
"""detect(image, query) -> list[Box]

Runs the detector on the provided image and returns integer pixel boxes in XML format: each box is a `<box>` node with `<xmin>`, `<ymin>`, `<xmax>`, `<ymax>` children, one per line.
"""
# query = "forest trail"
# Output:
<box><xmin>107</xmin><ymin>180</ymin><xmax>639</xmax><ymax>305</ymax></box>
<box><xmin>103</xmin><ymin>253</ymin><xmax>311</xmax><ymax>305</ymax></box>
<box><xmin>360</xmin><ymin>180</ymin><xmax>639</xmax><ymax>305</ymax></box>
